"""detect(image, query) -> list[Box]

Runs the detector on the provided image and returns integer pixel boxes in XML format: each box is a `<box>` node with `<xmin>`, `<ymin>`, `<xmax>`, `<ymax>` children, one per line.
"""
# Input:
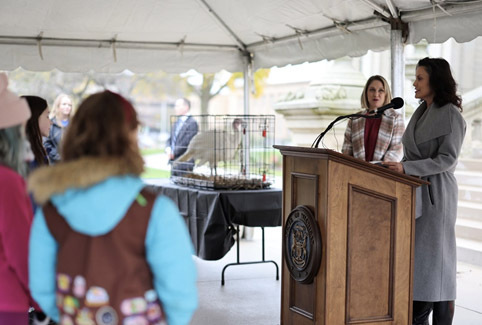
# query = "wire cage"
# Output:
<box><xmin>169</xmin><ymin>114</ymin><xmax>275</xmax><ymax>190</ymax></box>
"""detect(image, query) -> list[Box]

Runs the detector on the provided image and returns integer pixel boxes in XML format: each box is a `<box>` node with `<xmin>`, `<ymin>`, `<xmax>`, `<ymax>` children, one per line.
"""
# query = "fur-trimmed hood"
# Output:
<box><xmin>28</xmin><ymin>156</ymin><xmax>144</xmax><ymax>204</ymax></box>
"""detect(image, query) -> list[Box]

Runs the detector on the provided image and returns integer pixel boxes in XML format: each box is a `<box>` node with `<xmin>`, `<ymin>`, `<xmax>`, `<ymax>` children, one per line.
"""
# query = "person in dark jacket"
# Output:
<box><xmin>165</xmin><ymin>98</ymin><xmax>198</xmax><ymax>176</ymax></box>
<box><xmin>43</xmin><ymin>94</ymin><xmax>73</xmax><ymax>163</ymax></box>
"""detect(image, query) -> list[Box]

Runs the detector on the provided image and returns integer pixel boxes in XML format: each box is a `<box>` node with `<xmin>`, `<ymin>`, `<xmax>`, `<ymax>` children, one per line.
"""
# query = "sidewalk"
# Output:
<box><xmin>191</xmin><ymin>227</ymin><xmax>482</xmax><ymax>324</ymax></box>
<box><xmin>454</xmin><ymin>262</ymin><xmax>482</xmax><ymax>324</ymax></box>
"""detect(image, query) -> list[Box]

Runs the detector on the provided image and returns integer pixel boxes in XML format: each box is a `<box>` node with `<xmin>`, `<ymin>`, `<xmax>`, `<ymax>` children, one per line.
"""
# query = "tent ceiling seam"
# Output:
<box><xmin>0</xmin><ymin>36</ymin><xmax>240</xmax><ymax>52</ymax></box>
<box><xmin>401</xmin><ymin>1</ymin><xmax>482</xmax><ymax>21</ymax></box>
<box><xmin>196</xmin><ymin>0</ymin><xmax>249</xmax><ymax>56</ymax></box>
<box><xmin>385</xmin><ymin>0</ymin><xmax>399</xmax><ymax>17</ymax></box>
<box><xmin>247</xmin><ymin>18</ymin><xmax>387</xmax><ymax>50</ymax></box>
<box><xmin>360</xmin><ymin>0</ymin><xmax>392</xmax><ymax>18</ymax></box>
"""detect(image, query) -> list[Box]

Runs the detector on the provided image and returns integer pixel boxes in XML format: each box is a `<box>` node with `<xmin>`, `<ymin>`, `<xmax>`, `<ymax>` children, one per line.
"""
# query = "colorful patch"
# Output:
<box><xmin>136</xmin><ymin>193</ymin><xmax>147</xmax><ymax>206</ymax></box>
<box><xmin>76</xmin><ymin>308</ymin><xmax>95</xmax><ymax>325</ymax></box>
<box><xmin>144</xmin><ymin>289</ymin><xmax>157</xmax><ymax>302</ymax></box>
<box><xmin>57</xmin><ymin>273</ymin><xmax>71</xmax><ymax>293</ymax></box>
<box><xmin>63</xmin><ymin>296</ymin><xmax>79</xmax><ymax>315</ymax></box>
<box><xmin>96</xmin><ymin>306</ymin><xmax>118</xmax><ymax>325</ymax></box>
<box><xmin>85</xmin><ymin>286</ymin><xmax>109</xmax><ymax>307</ymax></box>
<box><xmin>73</xmin><ymin>275</ymin><xmax>86</xmax><ymax>298</ymax></box>
<box><xmin>120</xmin><ymin>297</ymin><xmax>147</xmax><ymax>316</ymax></box>
<box><xmin>60</xmin><ymin>314</ymin><xmax>74</xmax><ymax>325</ymax></box>
<box><xmin>146</xmin><ymin>302</ymin><xmax>162</xmax><ymax>322</ymax></box>
<box><xmin>123</xmin><ymin>315</ymin><xmax>148</xmax><ymax>325</ymax></box>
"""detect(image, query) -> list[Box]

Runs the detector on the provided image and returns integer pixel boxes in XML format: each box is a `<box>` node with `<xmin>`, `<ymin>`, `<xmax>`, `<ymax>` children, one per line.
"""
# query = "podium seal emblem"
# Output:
<box><xmin>284</xmin><ymin>205</ymin><xmax>322</xmax><ymax>284</ymax></box>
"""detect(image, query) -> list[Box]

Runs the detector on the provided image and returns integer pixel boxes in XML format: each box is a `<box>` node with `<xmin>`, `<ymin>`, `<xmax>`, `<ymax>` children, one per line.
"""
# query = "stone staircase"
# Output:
<box><xmin>455</xmin><ymin>159</ymin><xmax>482</xmax><ymax>266</ymax></box>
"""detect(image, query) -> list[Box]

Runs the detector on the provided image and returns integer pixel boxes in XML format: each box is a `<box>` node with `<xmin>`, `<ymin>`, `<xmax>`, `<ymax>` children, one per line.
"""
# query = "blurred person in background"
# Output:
<box><xmin>44</xmin><ymin>94</ymin><xmax>73</xmax><ymax>163</ymax></box>
<box><xmin>29</xmin><ymin>90</ymin><xmax>198</xmax><ymax>325</ymax></box>
<box><xmin>0</xmin><ymin>73</ymin><xmax>41</xmax><ymax>324</ymax></box>
<box><xmin>166</xmin><ymin>98</ymin><xmax>198</xmax><ymax>176</ymax></box>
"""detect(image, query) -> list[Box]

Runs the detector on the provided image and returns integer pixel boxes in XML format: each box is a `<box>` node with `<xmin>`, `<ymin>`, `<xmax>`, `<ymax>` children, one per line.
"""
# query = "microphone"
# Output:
<box><xmin>311</xmin><ymin>97</ymin><xmax>405</xmax><ymax>148</ymax></box>
<box><xmin>375</xmin><ymin>97</ymin><xmax>404</xmax><ymax>116</ymax></box>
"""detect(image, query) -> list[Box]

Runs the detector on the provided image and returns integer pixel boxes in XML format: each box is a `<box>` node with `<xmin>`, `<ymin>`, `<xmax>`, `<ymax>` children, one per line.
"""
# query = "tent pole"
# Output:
<box><xmin>390</xmin><ymin>19</ymin><xmax>406</xmax><ymax>118</ymax></box>
<box><xmin>243</xmin><ymin>55</ymin><xmax>251</xmax><ymax>115</ymax></box>
<box><xmin>242</xmin><ymin>53</ymin><xmax>252</xmax><ymax>177</ymax></box>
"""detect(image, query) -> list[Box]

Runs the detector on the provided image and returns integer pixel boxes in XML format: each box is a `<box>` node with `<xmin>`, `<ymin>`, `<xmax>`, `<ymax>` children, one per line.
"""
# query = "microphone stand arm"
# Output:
<box><xmin>312</xmin><ymin>112</ymin><xmax>382</xmax><ymax>148</ymax></box>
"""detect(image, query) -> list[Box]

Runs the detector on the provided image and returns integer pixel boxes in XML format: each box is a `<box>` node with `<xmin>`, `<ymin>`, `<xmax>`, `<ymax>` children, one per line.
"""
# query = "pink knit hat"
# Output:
<box><xmin>0</xmin><ymin>73</ymin><xmax>31</xmax><ymax>129</ymax></box>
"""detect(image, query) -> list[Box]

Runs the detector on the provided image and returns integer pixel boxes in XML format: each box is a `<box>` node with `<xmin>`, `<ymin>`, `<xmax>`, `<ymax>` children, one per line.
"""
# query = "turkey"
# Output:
<box><xmin>174</xmin><ymin>118</ymin><xmax>244</xmax><ymax>175</ymax></box>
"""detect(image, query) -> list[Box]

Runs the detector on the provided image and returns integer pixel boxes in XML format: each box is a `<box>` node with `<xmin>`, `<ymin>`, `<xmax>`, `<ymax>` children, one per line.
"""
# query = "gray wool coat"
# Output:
<box><xmin>401</xmin><ymin>101</ymin><xmax>466</xmax><ymax>302</ymax></box>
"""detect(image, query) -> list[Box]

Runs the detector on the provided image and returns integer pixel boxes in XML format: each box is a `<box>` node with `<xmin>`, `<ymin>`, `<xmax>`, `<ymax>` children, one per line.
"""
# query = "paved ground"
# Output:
<box><xmin>454</xmin><ymin>262</ymin><xmax>482</xmax><ymax>324</ymax></box>
<box><xmin>191</xmin><ymin>227</ymin><xmax>482</xmax><ymax>325</ymax></box>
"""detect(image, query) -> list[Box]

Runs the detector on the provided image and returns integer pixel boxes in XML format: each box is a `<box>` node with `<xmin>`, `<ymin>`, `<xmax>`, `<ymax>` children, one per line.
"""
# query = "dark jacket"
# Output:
<box><xmin>43</xmin><ymin>118</ymin><xmax>65</xmax><ymax>163</ymax></box>
<box><xmin>166</xmin><ymin>116</ymin><xmax>198</xmax><ymax>161</ymax></box>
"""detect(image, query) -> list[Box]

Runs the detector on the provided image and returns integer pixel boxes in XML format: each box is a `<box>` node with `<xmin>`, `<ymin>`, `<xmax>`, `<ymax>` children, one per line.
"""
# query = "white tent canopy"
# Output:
<box><xmin>1</xmin><ymin>0</ymin><xmax>482</xmax><ymax>74</ymax></box>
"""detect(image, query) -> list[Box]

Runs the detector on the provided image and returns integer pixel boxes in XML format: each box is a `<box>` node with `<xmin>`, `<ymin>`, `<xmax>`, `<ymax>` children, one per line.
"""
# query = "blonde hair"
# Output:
<box><xmin>49</xmin><ymin>94</ymin><xmax>73</xmax><ymax>121</ymax></box>
<box><xmin>360</xmin><ymin>75</ymin><xmax>392</xmax><ymax>110</ymax></box>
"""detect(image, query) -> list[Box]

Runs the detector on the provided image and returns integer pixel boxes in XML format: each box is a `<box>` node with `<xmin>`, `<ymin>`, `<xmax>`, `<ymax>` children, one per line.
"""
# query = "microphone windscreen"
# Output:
<box><xmin>391</xmin><ymin>97</ymin><xmax>404</xmax><ymax>109</ymax></box>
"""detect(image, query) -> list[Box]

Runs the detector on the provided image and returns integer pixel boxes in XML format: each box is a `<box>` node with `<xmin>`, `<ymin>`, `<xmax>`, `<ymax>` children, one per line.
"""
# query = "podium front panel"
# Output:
<box><xmin>289</xmin><ymin>173</ymin><xmax>319</xmax><ymax>320</ymax></box>
<box><xmin>324</xmin><ymin>161</ymin><xmax>413</xmax><ymax>325</ymax></box>
<box><xmin>346</xmin><ymin>185</ymin><xmax>395</xmax><ymax>322</ymax></box>
<box><xmin>281</xmin><ymin>158</ymin><xmax>328</xmax><ymax>324</ymax></box>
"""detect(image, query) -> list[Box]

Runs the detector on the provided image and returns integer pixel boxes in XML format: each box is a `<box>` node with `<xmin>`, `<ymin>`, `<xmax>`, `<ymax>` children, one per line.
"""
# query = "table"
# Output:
<box><xmin>146</xmin><ymin>179</ymin><xmax>282</xmax><ymax>284</ymax></box>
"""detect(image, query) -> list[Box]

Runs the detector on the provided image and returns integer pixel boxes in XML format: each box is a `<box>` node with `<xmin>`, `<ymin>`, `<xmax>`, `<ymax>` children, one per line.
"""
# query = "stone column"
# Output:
<box><xmin>274</xmin><ymin>58</ymin><xmax>366</xmax><ymax>149</ymax></box>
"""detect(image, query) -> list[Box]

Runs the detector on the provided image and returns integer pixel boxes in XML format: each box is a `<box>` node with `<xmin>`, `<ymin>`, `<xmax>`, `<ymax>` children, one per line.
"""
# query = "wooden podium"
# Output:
<box><xmin>274</xmin><ymin>146</ymin><xmax>426</xmax><ymax>325</ymax></box>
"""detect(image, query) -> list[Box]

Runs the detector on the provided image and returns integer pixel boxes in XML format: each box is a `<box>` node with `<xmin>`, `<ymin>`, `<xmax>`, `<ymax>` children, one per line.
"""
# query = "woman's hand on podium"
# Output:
<box><xmin>383</xmin><ymin>161</ymin><xmax>404</xmax><ymax>174</ymax></box>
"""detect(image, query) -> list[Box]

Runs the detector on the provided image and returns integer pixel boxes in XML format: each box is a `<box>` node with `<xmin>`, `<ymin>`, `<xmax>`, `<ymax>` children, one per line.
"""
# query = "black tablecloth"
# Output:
<box><xmin>146</xmin><ymin>180</ymin><xmax>282</xmax><ymax>261</ymax></box>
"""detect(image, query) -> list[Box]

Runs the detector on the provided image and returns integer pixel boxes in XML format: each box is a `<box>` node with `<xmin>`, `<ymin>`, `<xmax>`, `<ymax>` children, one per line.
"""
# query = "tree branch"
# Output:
<box><xmin>210</xmin><ymin>80</ymin><xmax>229</xmax><ymax>99</ymax></box>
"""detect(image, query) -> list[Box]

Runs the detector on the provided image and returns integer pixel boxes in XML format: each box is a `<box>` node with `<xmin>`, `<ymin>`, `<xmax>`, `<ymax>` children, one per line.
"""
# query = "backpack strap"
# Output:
<box><xmin>42</xmin><ymin>201</ymin><xmax>72</xmax><ymax>244</ymax></box>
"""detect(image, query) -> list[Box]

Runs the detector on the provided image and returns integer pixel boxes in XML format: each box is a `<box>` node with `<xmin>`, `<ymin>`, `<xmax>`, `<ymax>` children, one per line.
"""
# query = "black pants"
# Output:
<box><xmin>413</xmin><ymin>300</ymin><xmax>455</xmax><ymax>325</ymax></box>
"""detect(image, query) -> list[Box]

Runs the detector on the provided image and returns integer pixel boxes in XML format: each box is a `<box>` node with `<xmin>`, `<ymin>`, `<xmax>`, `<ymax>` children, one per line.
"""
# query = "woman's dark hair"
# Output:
<box><xmin>22</xmin><ymin>96</ymin><xmax>49</xmax><ymax>166</ymax></box>
<box><xmin>417</xmin><ymin>57</ymin><xmax>462</xmax><ymax>111</ymax></box>
<box><xmin>61</xmin><ymin>91</ymin><xmax>143</xmax><ymax>172</ymax></box>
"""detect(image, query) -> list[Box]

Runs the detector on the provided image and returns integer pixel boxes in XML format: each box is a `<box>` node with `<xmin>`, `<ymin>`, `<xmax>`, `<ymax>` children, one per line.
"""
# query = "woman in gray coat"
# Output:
<box><xmin>384</xmin><ymin>57</ymin><xmax>466</xmax><ymax>325</ymax></box>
